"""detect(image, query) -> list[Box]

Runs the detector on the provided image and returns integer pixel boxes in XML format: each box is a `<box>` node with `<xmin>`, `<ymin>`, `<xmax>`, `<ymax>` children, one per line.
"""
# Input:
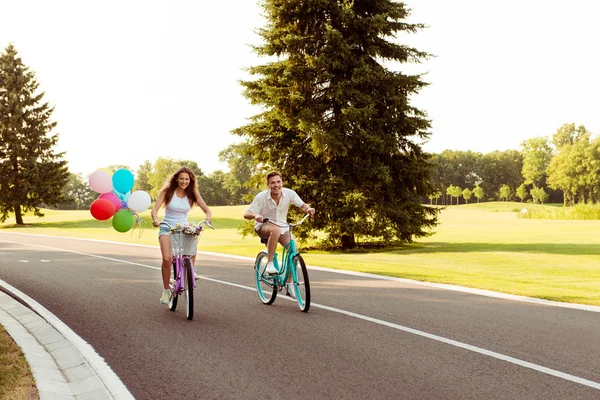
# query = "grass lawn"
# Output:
<box><xmin>0</xmin><ymin>325</ymin><xmax>38</xmax><ymax>399</ymax></box>
<box><xmin>2</xmin><ymin>203</ymin><xmax>600</xmax><ymax>306</ymax></box>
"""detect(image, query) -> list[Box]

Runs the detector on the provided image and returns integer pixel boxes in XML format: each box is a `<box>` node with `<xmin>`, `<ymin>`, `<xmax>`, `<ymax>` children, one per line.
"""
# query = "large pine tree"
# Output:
<box><xmin>235</xmin><ymin>0</ymin><xmax>439</xmax><ymax>248</ymax></box>
<box><xmin>0</xmin><ymin>44</ymin><xmax>69</xmax><ymax>224</ymax></box>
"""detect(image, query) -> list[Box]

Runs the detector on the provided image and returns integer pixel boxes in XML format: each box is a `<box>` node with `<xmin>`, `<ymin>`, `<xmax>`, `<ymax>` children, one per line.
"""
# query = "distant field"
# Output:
<box><xmin>2</xmin><ymin>202</ymin><xmax>600</xmax><ymax>306</ymax></box>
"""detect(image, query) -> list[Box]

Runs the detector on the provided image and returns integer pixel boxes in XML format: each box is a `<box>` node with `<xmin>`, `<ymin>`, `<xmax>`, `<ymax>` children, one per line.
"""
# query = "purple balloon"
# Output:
<box><xmin>98</xmin><ymin>192</ymin><xmax>122</xmax><ymax>211</ymax></box>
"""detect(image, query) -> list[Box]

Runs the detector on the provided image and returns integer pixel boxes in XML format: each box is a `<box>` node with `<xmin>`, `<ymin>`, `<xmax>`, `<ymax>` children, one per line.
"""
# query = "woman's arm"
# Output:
<box><xmin>151</xmin><ymin>191</ymin><xmax>166</xmax><ymax>227</ymax></box>
<box><xmin>195</xmin><ymin>189</ymin><xmax>212</xmax><ymax>224</ymax></box>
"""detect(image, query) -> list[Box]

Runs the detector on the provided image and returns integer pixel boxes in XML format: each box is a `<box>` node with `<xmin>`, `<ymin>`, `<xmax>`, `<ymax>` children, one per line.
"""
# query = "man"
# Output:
<box><xmin>243</xmin><ymin>171</ymin><xmax>315</xmax><ymax>298</ymax></box>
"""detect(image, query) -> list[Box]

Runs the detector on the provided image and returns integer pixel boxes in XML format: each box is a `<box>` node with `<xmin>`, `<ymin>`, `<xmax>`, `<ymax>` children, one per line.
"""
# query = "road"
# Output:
<box><xmin>1</xmin><ymin>232</ymin><xmax>599</xmax><ymax>399</ymax></box>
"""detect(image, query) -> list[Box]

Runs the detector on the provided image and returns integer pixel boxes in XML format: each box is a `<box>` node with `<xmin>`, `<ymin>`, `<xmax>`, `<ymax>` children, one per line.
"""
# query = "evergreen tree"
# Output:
<box><xmin>0</xmin><ymin>44</ymin><xmax>69</xmax><ymax>224</ymax></box>
<box><xmin>234</xmin><ymin>0</ymin><xmax>438</xmax><ymax>248</ymax></box>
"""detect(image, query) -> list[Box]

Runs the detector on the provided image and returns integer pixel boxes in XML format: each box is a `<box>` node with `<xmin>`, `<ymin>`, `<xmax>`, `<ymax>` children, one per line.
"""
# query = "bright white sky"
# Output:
<box><xmin>1</xmin><ymin>1</ymin><xmax>599</xmax><ymax>177</ymax></box>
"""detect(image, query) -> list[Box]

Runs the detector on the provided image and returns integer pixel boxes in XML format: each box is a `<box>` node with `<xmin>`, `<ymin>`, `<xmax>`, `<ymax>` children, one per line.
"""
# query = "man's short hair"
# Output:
<box><xmin>266</xmin><ymin>171</ymin><xmax>282</xmax><ymax>183</ymax></box>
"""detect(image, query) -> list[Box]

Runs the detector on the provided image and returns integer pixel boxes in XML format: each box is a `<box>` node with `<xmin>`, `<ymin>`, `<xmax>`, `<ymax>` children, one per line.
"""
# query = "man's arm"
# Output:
<box><xmin>300</xmin><ymin>203</ymin><xmax>315</xmax><ymax>216</ymax></box>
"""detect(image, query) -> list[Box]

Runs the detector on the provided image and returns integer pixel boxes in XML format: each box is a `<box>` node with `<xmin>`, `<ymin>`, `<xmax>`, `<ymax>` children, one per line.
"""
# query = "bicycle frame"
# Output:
<box><xmin>260</xmin><ymin>214</ymin><xmax>309</xmax><ymax>289</ymax></box>
<box><xmin>160</xmin><ymin>220</ymin><xmax>213</xmax><ymax>295</ymax></box>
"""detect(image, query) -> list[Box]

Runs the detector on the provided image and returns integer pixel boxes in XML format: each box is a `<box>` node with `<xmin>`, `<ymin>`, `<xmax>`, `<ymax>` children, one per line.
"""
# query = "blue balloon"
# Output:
<box><xmin>112</xmin><ymin>169</ymin><xmax>134</xmax><ymax>194</ymax></box>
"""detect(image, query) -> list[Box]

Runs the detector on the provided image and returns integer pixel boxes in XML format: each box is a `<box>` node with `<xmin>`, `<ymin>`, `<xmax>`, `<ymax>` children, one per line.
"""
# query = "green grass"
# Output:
<box><xmin>2</xmin><ymin>203</ymin><xmax>600</xmax><ymax>306</ymax></box>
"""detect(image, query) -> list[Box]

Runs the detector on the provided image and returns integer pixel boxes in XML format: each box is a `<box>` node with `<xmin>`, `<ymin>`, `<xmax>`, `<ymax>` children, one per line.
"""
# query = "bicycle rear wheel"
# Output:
<box><xmin>183</xmin><ymin>257</ymin><xmax>194</xmax><ymax>320</ymax></box>
<box><xmin>168</xmin><ymin>259</ymin><xmax>178</xmax><ymax>311</ymax></box>
<box><xmin>292</xmin><ymin>254</ymin><xmax>310</xmax><ymax>312</ymax></box>
<box><xmin>254</xmin><ymin>251</ymin><xmax>277</xmax><ymax>305</ymax></box>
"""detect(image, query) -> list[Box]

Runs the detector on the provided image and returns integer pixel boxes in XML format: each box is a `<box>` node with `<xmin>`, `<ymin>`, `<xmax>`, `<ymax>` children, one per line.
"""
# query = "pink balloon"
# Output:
<box><xmin>98</xmin><ymin>192</ymin><xmax>122</xmax><ymax>211</ymax></box>
<box><xmin>89</xmin><ymin>169</ymin><xmax>113</xmax><ymax>193</ymax></box>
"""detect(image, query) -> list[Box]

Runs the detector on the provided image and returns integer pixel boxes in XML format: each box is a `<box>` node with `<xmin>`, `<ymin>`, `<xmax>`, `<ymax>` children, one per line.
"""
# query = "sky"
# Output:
<box><xmin>1</xmin><ymin>1</ymin><xmax>599</xmax><ymax>177</ymax></box>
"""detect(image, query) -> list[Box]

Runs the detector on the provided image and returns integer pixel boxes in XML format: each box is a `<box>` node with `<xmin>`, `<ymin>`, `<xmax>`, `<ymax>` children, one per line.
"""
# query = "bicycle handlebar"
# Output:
<box><xmin>159</xmin><ymin>220</ymin><xmax>215</xmax><ymax>230</ymax></box>
<box><xmin>263</xmin><ymin>213</ymin><xmax>310</xmax><ymax>228</ymax></box>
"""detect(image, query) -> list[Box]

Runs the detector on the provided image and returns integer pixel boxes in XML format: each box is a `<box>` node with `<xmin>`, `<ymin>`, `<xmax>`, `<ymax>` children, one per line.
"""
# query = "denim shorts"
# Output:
<box><xmin>158</xmin><ymin>225</ymin><xmax>171</xmax><ymax>237</ymax></box>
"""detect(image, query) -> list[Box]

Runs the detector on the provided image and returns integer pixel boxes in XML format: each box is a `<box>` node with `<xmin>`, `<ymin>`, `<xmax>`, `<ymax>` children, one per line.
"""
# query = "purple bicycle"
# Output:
<box><xmin>160</xmin><ymin>220</ymin><xmax>213</xmax><ymax>320</ymax></box>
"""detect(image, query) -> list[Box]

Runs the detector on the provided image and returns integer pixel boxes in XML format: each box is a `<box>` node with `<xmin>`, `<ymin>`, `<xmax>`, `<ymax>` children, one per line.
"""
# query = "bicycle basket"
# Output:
<box><xmin>171</xmin><ymin>232</ymin><xmax>199</xmax><ymax>256</ymax></box>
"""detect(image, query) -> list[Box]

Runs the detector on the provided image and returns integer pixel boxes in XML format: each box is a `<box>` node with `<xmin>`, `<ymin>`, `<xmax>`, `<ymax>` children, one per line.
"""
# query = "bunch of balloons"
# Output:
<box><xmin>88</xmin><ymin>168</ymin><xmax>152</xmax><ymax>233</ymax></box>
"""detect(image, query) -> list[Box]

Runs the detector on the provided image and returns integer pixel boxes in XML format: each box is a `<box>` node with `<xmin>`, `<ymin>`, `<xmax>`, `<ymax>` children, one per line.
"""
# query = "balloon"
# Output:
<box><xmin>112</xmin><ymin>209</ymin><xmax>135</xmax><ymax>233</ymax></box>
<box><xmin>90</xmin><ymin>198</ymin><xmax>116</xmax><ymax>220</ymax></box>
<box><xmin>112</xmin><ymin>169</ymin><xmax>134</xmax><ymax>194</ymax></box>
<box><xmin>89</xmin><ymin>170</ymin><xmax>113</xmax><ymax>194</ymax></box>
<box><xmin>127</xmin><ymin>190</ymin><xmax>152</xmax><ymax>212</ymax></box>
<box><xmin>98</xmin><ymin>168</ymin><xmax>113</xmax><ymax>176</ymax></box>
<box><xmin>98</xmin><ymin>192</ymin><xmax>122</xmax><ymax>211</ymax></box>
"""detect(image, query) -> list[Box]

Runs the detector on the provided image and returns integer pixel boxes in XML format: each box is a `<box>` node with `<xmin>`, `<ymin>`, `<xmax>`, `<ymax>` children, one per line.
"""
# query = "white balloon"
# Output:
<box><xmin>127</xmin><ymin>190</ymin><xmax>152</xmax><ymax>212</ymax></box>
<box><xmin>88</xmin><ymin>170</ymin><xmax>113</xmax><ymax>194</ymax></box>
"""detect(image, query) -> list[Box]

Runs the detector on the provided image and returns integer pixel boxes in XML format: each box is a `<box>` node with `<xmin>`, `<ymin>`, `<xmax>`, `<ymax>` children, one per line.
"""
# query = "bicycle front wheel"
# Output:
<box><xmin>254</xmin><ymin>251</ymin><xmax>277</xmax><ymax>305</ymax></box>
<box><xmin>183</xmin><ymin>257</ymin><xmax>194</xmax><ymax>320</ymax></box>
<box><xmin>168</xmin><ymin>259</ymin><xmax>178</xmax><ymax>311</ymax></box>
<box><xmin>292</xmin><ymin>254</ymin><xmax>310</xmax><ymax>312</ymax></box>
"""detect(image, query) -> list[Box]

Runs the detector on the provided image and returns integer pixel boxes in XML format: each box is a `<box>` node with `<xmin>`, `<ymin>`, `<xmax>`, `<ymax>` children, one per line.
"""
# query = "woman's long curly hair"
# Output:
<box><xmin>160</xmin><ymin>167</ymin><xmax>199</xmax><ymax>207</ymax></box>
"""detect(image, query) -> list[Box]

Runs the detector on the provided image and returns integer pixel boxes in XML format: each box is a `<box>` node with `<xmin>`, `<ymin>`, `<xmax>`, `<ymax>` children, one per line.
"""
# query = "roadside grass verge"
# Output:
<box><xmin>0</xmin><ymin>325</ymin><xmax>38</xmax><ymax>399</ymax></box>
<box><xmin>2</xmin><ymin>203</ymin><xmax>600</xmax><ymax>306</ymax></box>
<box><xmin>518</xmin><ymin>202</ymin><xmax>600</xmax><ymax>220</ymax></box>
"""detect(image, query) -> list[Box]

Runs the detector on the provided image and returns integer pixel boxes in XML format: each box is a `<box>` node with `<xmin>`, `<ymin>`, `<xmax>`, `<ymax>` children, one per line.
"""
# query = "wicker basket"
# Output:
<box><xmin>171</xmin><ymin>232</ymin><xmax>199</xmax><ymax>256</ymax></box>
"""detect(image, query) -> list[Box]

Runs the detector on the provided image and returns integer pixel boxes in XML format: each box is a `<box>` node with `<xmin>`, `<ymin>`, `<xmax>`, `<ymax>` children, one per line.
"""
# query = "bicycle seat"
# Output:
<box><xmin>260</xmin><ymin>237</ymin><xmax>268</xmax><ymax>245</ymax></box>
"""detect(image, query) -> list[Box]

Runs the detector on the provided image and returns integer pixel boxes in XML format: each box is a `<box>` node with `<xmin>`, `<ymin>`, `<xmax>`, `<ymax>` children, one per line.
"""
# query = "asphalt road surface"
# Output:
<box><xmin>1</xmin><ymin>232</ymin><xmax>599</xmax><ymax>399</ymax></box>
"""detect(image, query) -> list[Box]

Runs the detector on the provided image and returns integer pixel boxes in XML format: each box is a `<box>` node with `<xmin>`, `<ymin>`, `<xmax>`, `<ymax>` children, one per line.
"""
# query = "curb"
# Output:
<box><xmin>0</xmin><ymin>280</ymin><xmax>134</xmax><ymax>400</ymax></box>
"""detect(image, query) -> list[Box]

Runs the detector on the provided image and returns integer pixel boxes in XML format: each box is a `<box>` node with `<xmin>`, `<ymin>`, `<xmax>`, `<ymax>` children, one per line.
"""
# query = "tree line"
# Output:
<box><xmin>429</xmin><ymin>123</ymin><xmax>597</xmax><ymax>206</ymax></box>
<box><xmin>4</xmin><ymin>3</ymin><xmax>597</xmax><ymax>249</ymax></box>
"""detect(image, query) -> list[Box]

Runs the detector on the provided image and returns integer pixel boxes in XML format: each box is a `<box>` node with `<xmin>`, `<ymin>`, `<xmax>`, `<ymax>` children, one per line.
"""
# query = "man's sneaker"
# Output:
<box><xmin>265</xmin><ymin>261</ymin><xmax>278</xmax><ymax>275</ymax></box>
<box><xmin>160</xmin><ymin>289</ymin><xmax>172</xmax><ymax>304</ymax></box>
<box><xmin>285</xmin><ymin>283</ymin><xmax>297</xmax><ymax>299</ymax></box>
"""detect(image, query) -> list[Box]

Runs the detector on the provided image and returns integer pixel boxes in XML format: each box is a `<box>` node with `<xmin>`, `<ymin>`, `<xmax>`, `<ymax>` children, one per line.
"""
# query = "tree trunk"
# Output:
<box><xmin>15</xmin><ymin>204</ymin><xmax>24</xmax><ymax>225</ymax></box>
<box><xmin>341</xmin><ymin>234</ymin><xmax>356</xmax><ymax>249</ymax></box>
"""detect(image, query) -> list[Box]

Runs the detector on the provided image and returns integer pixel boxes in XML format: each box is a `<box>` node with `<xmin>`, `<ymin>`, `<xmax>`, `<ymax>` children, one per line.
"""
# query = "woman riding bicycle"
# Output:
<box><xmin>151</xmin><ymin>167</ymin><xmax>212</xmax><ymax>304</ymax></box>
<box><xmin>243</xmin><ymin>171</ymin><xmax>315</xmax><ymax>298</ymax></box>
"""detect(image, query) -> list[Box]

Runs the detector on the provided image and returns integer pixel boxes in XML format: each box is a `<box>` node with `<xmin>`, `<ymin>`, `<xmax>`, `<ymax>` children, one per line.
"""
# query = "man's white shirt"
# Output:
<box><xmin>247</xmin><ymin>188</ymin><xmax>304</xmax><ymax>232</ymax></box>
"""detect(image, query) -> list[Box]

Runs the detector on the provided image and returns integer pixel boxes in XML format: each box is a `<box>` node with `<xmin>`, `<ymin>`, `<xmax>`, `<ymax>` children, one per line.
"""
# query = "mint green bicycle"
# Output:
<box><xmin>253</xmin><ymin>214</ymin><xmax>311</xmax><ymax>312</ymax></box>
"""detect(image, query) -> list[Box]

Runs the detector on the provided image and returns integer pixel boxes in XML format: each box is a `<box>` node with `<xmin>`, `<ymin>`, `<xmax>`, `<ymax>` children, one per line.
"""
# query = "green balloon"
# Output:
<box><xmin>112</xmin><ymin>209</ymin><xmax>134</xmax><ymax>233</ymax></box>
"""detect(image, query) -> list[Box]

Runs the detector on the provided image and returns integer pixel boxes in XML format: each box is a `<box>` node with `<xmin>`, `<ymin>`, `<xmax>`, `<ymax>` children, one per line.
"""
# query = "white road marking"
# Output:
<box><xmin>3</xmin><ymin>231</ymin><xmax>600</xmax><ymax>313</ymax></box>
<box><xmin>1</xmin><ymin>238</ymin><xmax>599</xmax><ymax>391</ymax></box>
<box><xmin>18</xmin><ymin>260</ymin><xmax>29</xmax><ymax>263</ymax></box>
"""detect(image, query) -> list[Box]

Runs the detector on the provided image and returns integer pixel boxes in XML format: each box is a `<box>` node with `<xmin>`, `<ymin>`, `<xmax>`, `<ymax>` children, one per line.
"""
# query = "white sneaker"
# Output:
<box><xmin>160</xmin><ymin>289</ymin><xmax>172</xmax><ymax>304</ymax></box>
<box><xmin>265</xmin><ymin>261</ymin><xmax>278</xmax><ymax>275</ymax></box>
<box><xmin>286</xmin><ymin>283</ymin><xmax>297</xmax><ymax>299</ymax></box>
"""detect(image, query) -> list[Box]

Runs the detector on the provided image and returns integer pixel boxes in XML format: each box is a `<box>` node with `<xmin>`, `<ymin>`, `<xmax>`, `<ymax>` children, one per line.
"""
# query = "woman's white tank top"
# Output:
<box><xmin>161</xmin><ymin>194</ymin><xmax>191</xmax><ymax>226</ymax></box>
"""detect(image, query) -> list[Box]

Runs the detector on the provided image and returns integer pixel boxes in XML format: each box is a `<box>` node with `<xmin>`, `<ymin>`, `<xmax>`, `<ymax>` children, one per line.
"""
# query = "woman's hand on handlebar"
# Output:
<box><xmin>152</xmin><ymin>220</ymin><xmax>160</xmax><ymax>228</ymax></box>
<box><xmin>254</xmin><ymin>214</ymin><xmax>264</xmax><ymax>223</ymax></box>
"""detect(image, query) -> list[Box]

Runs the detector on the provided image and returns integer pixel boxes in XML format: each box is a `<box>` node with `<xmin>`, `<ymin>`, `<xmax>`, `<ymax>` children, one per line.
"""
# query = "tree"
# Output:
<box><xmin>219</xmin><ymin>142</ymin><xmax>255</xmax><ymax>204</ymax></box>
<box><xmin>446</xmin><ymin>185</ymin><xmax>462</xmax><ymax>205</ymax></box>
<box><xmin>552</xmin><ymin>123</ymin><xmax>588</xmax><ymax>149</ymax></box>
<box><xmin>530</xmin><ymin>186</ymin><xmax>548</xmax><ymax>204</ymax></box>
<box><xmin>520</xmin><ymin>137</ymin><xmax>553</xmax><ymax>188</ymax></box>
<box><xmin>0</xmin><ymin>44</ymin><xmax>69</xmax><ymax>224</ymax></box>
<box><xmin>198</xmin><ymin>171</ymin><xmax>230</xmax><ymax>206</ymax></box>
<box><xmin>133</xmin><ymin>160</ymin><xmax>153</xmax><ymax>193</ymax></box>
<box><xmin>234</xmin><ymin>0</ymin><xmax>439</xmax><ymax>248</ymax></box>
<box><xmin>149</xmin><ymin>158</ymin><xmax>180</xmax><ymax>199</ymax></box>
<box><xmin>473</xmin><ymin>185</ymin><xmax>484</xmax><ymax>203</ymax></box>
<box><xmin>477</xmin><ymin>150</ymin><xmax>523</xmax><ymax>201</ymax></box>
<box><xmin>59</xmin><ymin>173</ymin><xmax>94</xmax><ymax>210</ymax></box>
<box><xmin>516</xmin><ymin>183</ymin><xmax>527</xmax><ymax>203</ymax></box>
<box><xmin>499</xmin><ymin>184</ymin><xmax>512</xmax><ymax>201</ymax></box>
<box><xmin>462</xmin><ymin>188</ymin><xmax>472</xmax><ymax>204</ymax></box>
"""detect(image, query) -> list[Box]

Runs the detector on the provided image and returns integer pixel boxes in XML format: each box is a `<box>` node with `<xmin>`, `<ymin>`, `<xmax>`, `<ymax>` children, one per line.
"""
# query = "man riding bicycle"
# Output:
<box><xmin>243</xmin><ymin>171</ymin><xmax>315</xmax><ymax>299</ymax></box>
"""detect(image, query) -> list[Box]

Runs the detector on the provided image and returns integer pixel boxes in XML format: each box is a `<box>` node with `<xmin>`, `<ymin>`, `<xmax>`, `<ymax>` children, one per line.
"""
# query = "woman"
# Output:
<box><xmin>151</xmin><ymin>167</ymin><xmax>212</xmax><ymax>304</ymax></box>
